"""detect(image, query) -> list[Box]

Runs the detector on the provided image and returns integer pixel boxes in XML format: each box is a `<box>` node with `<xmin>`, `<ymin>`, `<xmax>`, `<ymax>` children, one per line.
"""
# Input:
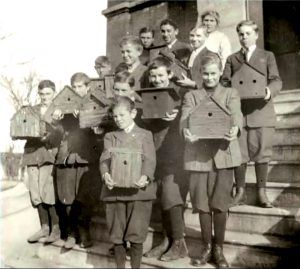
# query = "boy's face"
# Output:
<box><xmin>121</xmin><ymin>43</ymin><xmax>142</xmax><ymax>66</ymax></box>
<box><xmin>189</xmin><ymin>28</ymin><xmax>206</xmax><ymax>49</ymax></box>
<box><xmin>113</xmin><ymin>82</ymin><xmax>134</xmax><ymax>98</ymax></box>
<box><xmin>38</xmin><ymin>87</ymin><xmax>55</xmax><ymax>106</ymax></box>
<box><xmin>160</xmin><ymin>24</ymin><xmax>178</xmax><ymax>45</ymax></box>
<box><xmin>201</xmin><ymin>63</ymin><xmax>222</xmax><ymax>89</ymax></box>
<box><xmin>238</xmin><ymin>25</ymin><xmax>258</xmax><ymax>49</ymax></box>
<box><xmin>113</xmin><ymin>104</ymin><xmax>136</xmax><ymax>130</ymax></box>
<box><xmin>72</xmin><ymin>81</ymin><xmax>89</xmax><ymax>97</ymax></box>
<box><xmin>202</xmin><ymin>15</ymin><xmax>218</xmax><ymax>33</ymax></box>
<box><xmin>95</xmin><ymin>63</ymin><xmax>111</xmax><ymax>79</ymax></box>
<box><xmin>149</xmin><ymin>66</ymin><xmax>171</xmax><ymax>88</ymax></box>
<box><xmin>140</xmin><ymin>32</ymin><xmax>154</xmax><ymax>49</ymax></box>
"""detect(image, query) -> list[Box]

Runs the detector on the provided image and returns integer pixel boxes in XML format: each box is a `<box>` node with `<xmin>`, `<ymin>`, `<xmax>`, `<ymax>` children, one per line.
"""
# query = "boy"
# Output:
<box><xmin>53</xmin><ymin>72</ymin><xmax>102</xmax><ymax>249</ymax></box>
<box><xmin>25</xmin><ymin>80</ymin><xmax>61</xmax><ymax>244</ymax></box>
<box><xmin>180</xmin><ymin>55</ymin><xmax>243</xmax><ymax>268</ymax></box>
<box><xmin>177</xmin><ymin>25</ymin><xmax>217</xmax><ymax>89</ymax></box>
<box><xmin>139</xmin><ymin>27</ymin><xmax>155</xmax><ymax>65</ymax></box>
<box><xmin>100</xmin><ymin>97</ymin><xmax>156</xmax><ymax>269</ymax></box>
<box><xmin>221</xmin><ymin>20</ymin><xmax>282</xmax><ymax>207</ymax></box>
<box><xmin>143</xmin><ymin>57</ymin><xmax>189</xmax><ymax>261</ymax></box>
<box><xmin>94</xmin><ymin>55</ymin><xmax>112</xmax><ymax>79</ymax></box>
<box><xmin>115</xmin><ymin>35</ymin><xmax>148</xmax><ymax>91</ymax></box>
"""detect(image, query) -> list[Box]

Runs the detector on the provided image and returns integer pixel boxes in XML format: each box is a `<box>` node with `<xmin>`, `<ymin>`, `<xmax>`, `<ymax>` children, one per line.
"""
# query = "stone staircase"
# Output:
<box><xmin>3</xmin><ymin>90</ymin><xmax>300</xmax><ymax>268</ymax></box>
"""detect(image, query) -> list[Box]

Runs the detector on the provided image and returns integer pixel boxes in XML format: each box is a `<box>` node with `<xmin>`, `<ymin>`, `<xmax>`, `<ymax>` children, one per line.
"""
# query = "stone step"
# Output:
<box><xmin>272</xmin><ymin>145</ymin><xmax>300</xmax><ymax>161</ymax></box>
<box><xmin>239</xmin><ymin>182</ymin><xmax>300</xmax><ymax>208</ymax></box>
<box><xmin>245</xmin><ymin>161</ymin><xmax>300</xmax><ymax>183</ymax></box>
<box><xmin>274</xmin><ymin>127</ymin><xmax>300</xmax><ymax>146</ymax></box>
<box><xmin>274</xmin><ymin>100</ymin><xmax>300</xmax><ymax>115</ymax></box>
<box><xmin>273</xmin><ymin>89</ymin><xmax>300</xmax><ymax>104</ymax></box>
<box><xmin>30</xmin><ymin>219</ymin><xmax>299</xmax><ymax>268</ymax></box>
<box><xmin>276</xmin><ymin>113</ymin><xmax>300</xmax><ymax>128</ymax></box>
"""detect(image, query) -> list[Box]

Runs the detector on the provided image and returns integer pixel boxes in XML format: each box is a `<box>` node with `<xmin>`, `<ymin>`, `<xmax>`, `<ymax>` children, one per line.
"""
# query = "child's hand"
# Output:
<box><xmin>176</xmin><ymin>73</ymin><xmax>197</xmax><ymax>88</ymax></box>
<box><xmin>264</xmin><ymin>87</ymin><xmax>271</xmax><ymax>101</ymax></box>
<box><xmin>224</xmin><ymin>126</ymin><xmax>239</xmax><ymax>141</ymax></box>
<box><xmin>183</xmin><ymin>128</ymin><xmax>199</xmax><ymax>143</ymax></box>
<box><xmin>73</xmin><ymin>109</ymin><xmax>79</xmax><ymax>118</ymax></box>
<box><xmin>52</xmin><ymin>109</ymin><xmax>64</xmax><ymax>121</ymax></box>
<box><xmin>91</xmin><ymin>126</ymin><xmax>104</xmax><ymax>135</ymax></box>
<box><xmin>103</xmin><ymin>172</ymin><xmax>115</xmax><ymax>190</ymax></box>
<box><xmin>134</xmin><ymin>175</ymin><xmax>149</xmax><ymax>188</ymax></box>
<box><xmin>162</xmin><ymin>109</ymin><xmax>179</xmax><ymax>121</ymax></box>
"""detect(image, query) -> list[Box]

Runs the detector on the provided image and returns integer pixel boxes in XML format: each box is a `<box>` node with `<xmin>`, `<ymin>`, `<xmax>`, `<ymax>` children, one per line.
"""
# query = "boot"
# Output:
<box><xmin>231</xmin><ymin>187</ymin><xmax>246</xmax><ymax>207</ymax></box>
<box><xmin>143</xmin><ymin>236</ymin><xmax>170</xmax><ymax>258</ymax></box>
<box><xmin>160</xmin><ymin>238</ymin><xmax>188</xmax><ymax>261</ymax></box>
<box><xmin>44</xmin><ymin>224</ymin><xmax>60</xmax><ymax>243</ymax></box>
<box><xmin>64</xmin><ymin>235</ymin><xmax>76</xmax><ymax>249</ymax></box>
<box><xmin>257</xmin><ymin>187</ymin><xmax>273</xmax><ymax>208</ymax></box>
<box><xmin>212</xmin><ymin>244</ymin><xmax>229</xmax><ymax>268</ymax></box>
<box><xmin>191</xmin><ymin>243</ymin><xmax>212</xmax><ymax>266</ymax></box>
<box><xmin>79</xmin><ymin>226</ymin><xmax>93</xmax><ymax>248</ymax></box>
<box><xmin>27</xmin><ymin>224</ymin><xmax>50</xmax><ymax>243</ymax></box>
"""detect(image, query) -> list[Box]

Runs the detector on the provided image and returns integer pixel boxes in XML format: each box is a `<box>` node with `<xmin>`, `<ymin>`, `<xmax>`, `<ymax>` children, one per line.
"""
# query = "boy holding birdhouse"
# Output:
<box><xmin>100</xmin><ymin>96</ymin><xmax>156</xmax><ymax>269</ymax></box>
<box><xmin>221</xmin><ymin>20</ymin><xmax>282</xmax><ymax>207</ymax></box>
<box><xmin>180</xmin><ymin>55</ymin><xmax>243</xmax><ymax>268</ymax></box>
<box><xmin>52</xmin><ymin>72</ymin><xmax>102</xmax><ymax>249</ymax></box>
<box><xmin>142</xmin><ymin>56</ymin><xmax>190</xmax><ymax>262</ymax></box>
<box><xmin>22</xmin><ymin>80</ymin><xmax>61</xmax><ymax>244</ymax></box>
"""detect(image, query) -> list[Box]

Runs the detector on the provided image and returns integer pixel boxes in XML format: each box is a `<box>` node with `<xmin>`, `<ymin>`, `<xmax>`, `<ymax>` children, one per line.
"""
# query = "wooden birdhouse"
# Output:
<box><xmin>232</xmin><ymin>63</ymin><xmax>266</xmax><ymax>99</ymax></box>
<box><xmin>10</xmin><ymin>106</ymin><xmax>46</xmax><ymax>139</ymax></box>
<box><xmin>136</xmin><ymin>87</ymin><xmax>180</xmax><ymax>119</ymax></box>
<box><xmin>110</xmin><ymin>147</ymin><xmax>143</xmax><ymax>188</ymax></box>
<box><xmin>51</xmin><ymin>86</ymin><xmax>83</xmax><ymax>114</ymax></box>
<box><xmin>189</xmin><ymin>96</ymin><xmax>231</xmax><ymax>139</ymax></box>
<box><xmin>79</xmin><ymin>88</ymin><xmax>112</xmax><ymax>128</ymax></box>
<box><xmin>89</xmin><ymin>74</ymin><xmax>115</xmax><ymax>99</ymax></box>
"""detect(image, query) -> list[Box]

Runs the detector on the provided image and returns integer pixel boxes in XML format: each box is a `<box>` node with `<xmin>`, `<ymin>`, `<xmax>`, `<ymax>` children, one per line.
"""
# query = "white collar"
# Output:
<box><xmin>124</xmin><ymin>122</ymin><xmax>135</xmax><ymax>133</ymax></box>
<box><xmin>192</xmin><ymin>44</ymin><xmax>206</xmax><ymax>53</ymax></box>
<box><xmin>243</xmin><ymin>44</ymin><xmax>256</xmax><ymax>53</ymax></box>
<box><xmin>167</xmin><ymin>39</ymin><xmax>177</xmax><ymax>49</ymax></box>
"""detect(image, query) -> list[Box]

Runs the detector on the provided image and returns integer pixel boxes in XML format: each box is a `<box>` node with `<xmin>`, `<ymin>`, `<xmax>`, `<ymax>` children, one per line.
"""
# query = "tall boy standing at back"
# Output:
<box><xmin>221</xmin><ymin>20</ymin><xmax>282</xmax><ymax>207</ymax></box>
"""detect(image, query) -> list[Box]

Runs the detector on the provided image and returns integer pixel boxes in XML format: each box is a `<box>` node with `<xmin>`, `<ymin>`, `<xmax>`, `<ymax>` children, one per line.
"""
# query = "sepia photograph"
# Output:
<box><xmin>0</xmin><ymin>0</ymin><xmax>299</xmax><ymax>268</ymax></box>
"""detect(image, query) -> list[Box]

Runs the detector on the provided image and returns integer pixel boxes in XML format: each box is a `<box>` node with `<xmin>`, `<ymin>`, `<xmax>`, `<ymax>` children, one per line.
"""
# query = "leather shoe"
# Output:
<box><xmin>257</xmin><ymin>187</ymin><xmax>273</xmax><ymax>208</ymax></box>
<box><xmin>231</xmin><ymin>187</ymin><xmax>246</xmax><ymax>206</ymax></box>
<box><xmin>191</xmin><ymin>243</ymin><xmax>212</xmax><ymax>266</ymax></box>
<box><xmin>144</xmin><ymin>236</ymin><xmax>170</xmax><ymax>258</ymax></box>
<box><xmin>27</xmin><ymin>224</ymin><xmax>49</xmax><ymax>243</ymax></box>
<box><xmin>44</xmin><ymin>224</ymin><xmax>60</xmax><ymax>244</ymax></box>
<box><xmin>160</xmin><ymin>238</ymin><xmax>188</xmax><ymax>261</ymax></box>
<box><xmin>64</xmin><ymin>235</ymin><xmax>76</xmax><ymax>249</ymax></box>
<box><xmin>212</xmin><ymin>244</ymin><xmax>229</xmax><ymax>268</ymax></box>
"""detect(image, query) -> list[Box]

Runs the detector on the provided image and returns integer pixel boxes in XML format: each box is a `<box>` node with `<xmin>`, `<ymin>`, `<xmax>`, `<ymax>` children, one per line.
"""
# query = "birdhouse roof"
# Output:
<box><xmin>11</xmin><ymin>106</ymin><xmax>40</xmax><ymax>121</ymax></box>
<box><xmin>190</xmin><ymin>96</ymin><xmax>231</xmax><ymax>116</ymax></box>
<box><xmin>136</xmin><ymin>86</ymin><xmax>180</xmax><ymax>101</ymax></box>
<box><xmin>53</xmin><ymin>85</ymin><xmax>82</xmax><ymax>104</ymax></box>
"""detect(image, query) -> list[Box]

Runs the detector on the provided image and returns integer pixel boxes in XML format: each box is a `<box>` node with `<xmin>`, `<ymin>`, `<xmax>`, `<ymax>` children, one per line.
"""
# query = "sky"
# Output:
<box><xmin>0</xmin><ymin>0</ymin><xmax>108</xmax><ymax>152</ymax></box>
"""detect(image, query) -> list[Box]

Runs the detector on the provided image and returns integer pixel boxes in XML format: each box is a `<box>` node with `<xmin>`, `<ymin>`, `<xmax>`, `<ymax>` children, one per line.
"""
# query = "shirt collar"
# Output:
<box><xmin>243</xmin><ymin>44</ymin><xmax>256</xmax><ymax>53</ymax></box>
<box><xmin>124</xmin><ymin>122</ymin><xmax>135</xmax><ymax>133</ymax></box>
<box><xmin>193</xmin><ymin>44</ymin><xmax>206</xmax><ymax>53</ymax></box>
<box><xmin>167</xmin><ymin>39</ymin><xmax>177</xmax><ymax>49</ymax></box>
<box><xmin>127</xmin><ymin>61</ymin><xmax>140</xmax><ymax>73</ymax></box>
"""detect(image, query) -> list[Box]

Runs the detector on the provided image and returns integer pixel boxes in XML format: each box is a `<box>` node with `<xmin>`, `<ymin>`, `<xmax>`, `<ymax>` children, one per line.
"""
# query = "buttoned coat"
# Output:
<box><xmin>100</xmin><ymin>125</ymin><xmax>157</xmax><ymax>201</ymax></box>
<box><xmin>22</xmin><ymin>105</ymin><xmax>60</xmax><ymax>166</ymax></box>
<box><xmin>221</xmin><ymin>47</ymin><xmax>282</xmax><ymax>127</ymax></box>
<box><xmin>180</xmin><ymin>85</ymin><xmax>243</xmax><ymax>171</ymax></box>
<box><xmin>160</xmin><ymin>40</ymin><xmax>191</xmax><ymax>64</ymax></box>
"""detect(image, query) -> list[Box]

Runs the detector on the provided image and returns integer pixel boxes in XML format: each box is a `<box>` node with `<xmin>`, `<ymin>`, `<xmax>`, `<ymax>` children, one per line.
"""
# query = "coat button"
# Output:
<box><xmin>123</xmin><ymin>160</ymin><xmax>127</xmax><ymax>165</ymax></box>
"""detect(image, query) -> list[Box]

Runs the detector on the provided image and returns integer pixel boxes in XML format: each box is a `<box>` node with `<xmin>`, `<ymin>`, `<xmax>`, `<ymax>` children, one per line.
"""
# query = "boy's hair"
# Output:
<box><xmin>95</xmin><ymin>55</ymin><xmax>111</xmax><ymax>66</ymax></box>
<box><xmin>148</xmin><ymin>56</ymin><xmax>172</xmax><ymax>73</ymax></box>
<box><xmin>160</xmin><ymin>19</ymin><xmax>178</xmax><ymax>30</ymax></box>
<box><xmin>236</xmin><ymin>20</ymin><xmax>259</xmax><ymax>33</ymax></box>
<box><xmin>38</xmin><ymin>80</ymin><xmax>56</xmax><ymax>91</ymax></box>
<box><xmin>189</xmin><ymin>25</ymin><xmax>208</xmax><ymax>37</ymax></box>
<box><xmin>119</xmin><ymin>35</ymin><xmax>143</xmax><ymax>52</ymax></box>
<box><xmin>139</xmin><ymin>27</ymin><xmax>155</xmax><ymax>37</ymax></box>
<box><xmin>70</xmin><ymin>72</ymin><xmax>91</xmax><ymax>86</ymax></box>
<box><xmin>110</xmin><ymin>96</ymin><xmax>135</xmax><ymax>113</ymax></box>
<box><xmin>114</xmin><ymin>71</ymin><xmax>135</xmax><ymax>88</ymax></box>
<box><xmin>200</xmin><ymin>54</ymin><xmax>222</xmax><ymax>71</ymax></box>
<box><xmin>201</xmin><ymin>10</ymin><xmax>220</xmax><ymax>26</ymax></box>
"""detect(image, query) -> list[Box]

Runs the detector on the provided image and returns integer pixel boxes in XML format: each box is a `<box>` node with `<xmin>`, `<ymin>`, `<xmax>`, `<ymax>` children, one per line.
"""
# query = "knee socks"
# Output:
<box><xmin>130</xmin><ymin>243</ymin><xmax>143</xmax><ymax>269</ymax></box>
<box><xmin>37</xmin><ymin>203</ymin><xmax>49</xmax><ymax>226</ymax></box>
<box><xmin>255</xmin><ymin>163</ymin><xmax>268</xmax><ymax>187</ymax></box>
<box><xmin>234</xmin><ymin>163</ymin><xmax>247</xmax><ymax>188</ymax></box>
<box><xmin>213</xmin><ymin>211</ymin><xmax>227</xmax><ymax>245</ymax></box>
<box><xmin>114</xmin><ymin>243</ymin><xmax>126</xmax><ymax>268</ymax></box>
<box><xmin>199</xmin><ymin>211</ymin><xmax>212</xmax><ymax>244</ymax></box>
<box><xmin>169</xmin><ymin>205</ymin><xmax>184</xmax><ymax>240</ymax></box>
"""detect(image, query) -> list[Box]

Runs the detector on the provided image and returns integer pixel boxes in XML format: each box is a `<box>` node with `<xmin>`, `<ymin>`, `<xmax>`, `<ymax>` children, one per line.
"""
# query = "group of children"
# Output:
<box><xmin>22</xmin><ymin>11</ymin><xmax>282</xmax><ymax>269</ymax></box>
